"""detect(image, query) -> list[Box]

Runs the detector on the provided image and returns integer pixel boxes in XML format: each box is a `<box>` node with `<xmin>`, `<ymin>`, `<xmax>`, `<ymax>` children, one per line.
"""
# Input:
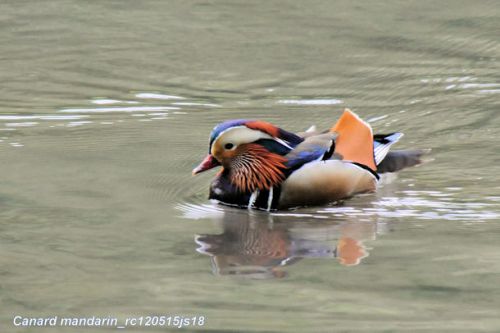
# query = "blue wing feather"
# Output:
<box><xmin>286</xmin><ymin>145</ymin><xmax>328</xmax><ymax>169</ymax></box>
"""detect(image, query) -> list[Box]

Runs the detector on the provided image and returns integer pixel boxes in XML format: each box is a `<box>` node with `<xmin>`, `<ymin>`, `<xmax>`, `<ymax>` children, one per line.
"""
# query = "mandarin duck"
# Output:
<box><xmin>193</xmin><ymin>109</ymin><xmax>423</xmax><ymax>210</ymax></box>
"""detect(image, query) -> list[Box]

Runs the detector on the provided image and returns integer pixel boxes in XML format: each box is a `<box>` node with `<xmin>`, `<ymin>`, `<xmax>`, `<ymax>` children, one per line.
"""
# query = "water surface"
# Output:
<box><xmin>1</xmin><ymin>1</ymin><xmax>499</xmax><ymax>332</ymax></box>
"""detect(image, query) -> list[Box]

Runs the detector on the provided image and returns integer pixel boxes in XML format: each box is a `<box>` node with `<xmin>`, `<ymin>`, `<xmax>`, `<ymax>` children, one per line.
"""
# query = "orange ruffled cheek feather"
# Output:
<box><xmin>228</xmin><ymin>144</ymin><xmax>287</xmax><ymax>193</ymax></box>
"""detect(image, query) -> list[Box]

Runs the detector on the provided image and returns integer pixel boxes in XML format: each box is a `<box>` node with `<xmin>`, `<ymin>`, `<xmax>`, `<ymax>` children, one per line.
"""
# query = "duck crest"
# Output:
<box><xmin>229</xmin><ymin>143</ymin><xmax>287</xmax><ymax>193</ymax></box>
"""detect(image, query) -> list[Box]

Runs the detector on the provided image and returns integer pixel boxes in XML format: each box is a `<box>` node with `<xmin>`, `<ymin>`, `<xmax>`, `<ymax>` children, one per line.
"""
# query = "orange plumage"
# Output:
<box><xmin>245</xmin><ymin>121</ymin><xmax>280</xmax><ymax>138</ymax></box>
<box><xmin>230</xmin><ymin>144</ymin><xmax>287</xmax><ymax>193</ymax></box>
<box><xmin>331</xmin><ymin>109</ymin><xmax>377</xmax><ymax>171</ymax></box>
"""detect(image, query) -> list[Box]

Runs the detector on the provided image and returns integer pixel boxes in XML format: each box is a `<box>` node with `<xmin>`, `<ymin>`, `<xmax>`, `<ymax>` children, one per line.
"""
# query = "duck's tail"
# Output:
<box><xmin>376</xmin><ymin>149</ymin><xmax>427</xmax><ymax>173</ymax></box>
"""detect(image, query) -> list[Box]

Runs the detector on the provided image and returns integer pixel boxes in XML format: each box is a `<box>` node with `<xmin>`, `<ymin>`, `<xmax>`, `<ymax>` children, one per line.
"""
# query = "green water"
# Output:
<box><xmin>1</xmin><ymin>1</ymin><xmax>499</xmax><ymax>332</ymax></box>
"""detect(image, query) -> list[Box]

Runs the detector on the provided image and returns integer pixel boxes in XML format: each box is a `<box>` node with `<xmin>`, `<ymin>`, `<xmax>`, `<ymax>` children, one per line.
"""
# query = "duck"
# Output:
<box><xmin>193</xmin><ymin>108</ymin><xmax>423</xmax><ymax>210</ymax></box>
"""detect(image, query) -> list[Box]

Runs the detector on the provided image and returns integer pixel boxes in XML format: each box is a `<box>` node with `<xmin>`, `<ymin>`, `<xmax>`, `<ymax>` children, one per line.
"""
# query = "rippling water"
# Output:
<box><xmin>1</xmin><ymin>1</ymin><xmax>499</xmax><ymax>332</ymax></box>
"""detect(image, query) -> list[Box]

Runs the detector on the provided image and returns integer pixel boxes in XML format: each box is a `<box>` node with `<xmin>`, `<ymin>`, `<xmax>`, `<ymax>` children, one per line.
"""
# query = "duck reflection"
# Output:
<box><xmin>194</xmin><ymin>208</ymin><xmax>377</xmax><ymax>279</ymax></box>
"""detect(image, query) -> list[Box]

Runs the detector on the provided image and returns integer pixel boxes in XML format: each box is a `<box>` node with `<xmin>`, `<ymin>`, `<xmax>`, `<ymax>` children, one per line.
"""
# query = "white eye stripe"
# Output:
<box><xmin>212</xmin><ymin>126</ymin><xmax>274</xmax><ymax>152</ymax></box>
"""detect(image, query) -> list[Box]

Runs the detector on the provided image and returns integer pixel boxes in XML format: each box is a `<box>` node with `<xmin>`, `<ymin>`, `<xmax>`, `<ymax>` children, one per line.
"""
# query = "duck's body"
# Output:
<box><xmin>193</xmin><ymin>109</ymin><xmax>423</xmax><ymax>210</ymax></box>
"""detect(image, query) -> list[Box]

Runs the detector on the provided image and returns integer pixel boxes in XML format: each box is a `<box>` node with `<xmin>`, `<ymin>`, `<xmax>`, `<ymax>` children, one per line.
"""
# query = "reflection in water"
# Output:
<box><xmin>190</xmin><ymin>207</ymin><xmax>377</xmax><ymax>279</ymax></box>
<box><xmin>182</xmin><ymin>187</ymin><xmax>500</xmax><ymax>279</ymax></box>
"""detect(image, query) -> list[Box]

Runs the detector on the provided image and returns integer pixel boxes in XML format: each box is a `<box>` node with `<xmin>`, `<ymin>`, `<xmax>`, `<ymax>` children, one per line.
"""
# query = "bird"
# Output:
<box><xmin>192</xmin><ymin>108</ymin><xmax>424</xmax><ymax>211</ymax></box>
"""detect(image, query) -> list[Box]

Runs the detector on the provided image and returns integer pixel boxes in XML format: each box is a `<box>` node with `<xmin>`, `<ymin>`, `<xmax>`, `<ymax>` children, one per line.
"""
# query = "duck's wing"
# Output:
<box><xmin>285</xmin><ymin>108</ymin><xmax>379</xmax><ymax>172</ymax></box>
<box><xmin>373</xmin><ymin>132</ymin><xmax>404</xmax><ymax>165</ymax></box>
<box><xmin>284</xmin><ymin>133</ymin><xmax>338</xmax><ymax>170</ymax></box>
<box><xmin>330</xmin><ymin>108</ymin><xmax>377</xmax><ymax>171</ymax></box>
<box><xmin>373</xmin><ymin>133</ymin><xmax>426</xmax><ymax>173</ymax></box>
<box><xmin>279</xmin><ymin>109</ymin><xmax>381</xmax><ymax>208</ymax></box>
<box><xmin>296</xmin><ymin>125</ymin><xmax>319</xmax><ymax>138</ymax></box>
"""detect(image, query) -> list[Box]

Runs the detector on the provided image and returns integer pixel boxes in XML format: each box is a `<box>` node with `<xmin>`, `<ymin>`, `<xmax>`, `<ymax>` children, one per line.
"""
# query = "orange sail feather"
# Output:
<box><xmin>331</xmin><ymin>109</ymin><xmax>376</xmax><ymax>171</ymax></box>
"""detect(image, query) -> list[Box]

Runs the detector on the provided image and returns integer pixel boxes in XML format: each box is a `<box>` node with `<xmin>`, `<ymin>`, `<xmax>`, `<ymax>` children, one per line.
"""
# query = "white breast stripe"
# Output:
<box><xmin>267</xmin><ymin>187</ymin><xmax>274</xmax><ymax>211</ymax></box>
<box><xmin>248</xmin><ymin>190</ymin><xmax>259</xmax><ymax>209</ymax></box>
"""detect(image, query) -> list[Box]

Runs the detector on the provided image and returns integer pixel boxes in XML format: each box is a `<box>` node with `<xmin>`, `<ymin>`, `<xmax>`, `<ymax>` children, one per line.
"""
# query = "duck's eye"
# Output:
<box><xmin>224</xmin><ymin>143</ymin><xmax>234</xmax><ymax>150</ymax></box>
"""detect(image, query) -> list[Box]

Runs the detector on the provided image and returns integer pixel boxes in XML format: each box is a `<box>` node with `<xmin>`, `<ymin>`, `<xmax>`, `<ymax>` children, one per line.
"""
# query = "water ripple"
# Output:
<box><xmin>320</xmin><ymin>191</ymin><xmax>500</xmax><ymax>222</ymax></box>
<box><xmin>421</xmin><ymin>76</ymin><xmax>500</xmax><ymax>96</ymax></box>
<box><xmin>180</xmin><ymin>190</ymin><xmax>499</xmax><ymax>223</ymax></box>
<box><xmin>277</xmin><ymin>99</ymin><xmax>343</xmax><ymax>105</ymax></box>
<box><xmin>0</xmin><ymin>90</ymin><xmax>222</xmax><ymax>149</ymax></box>
<box><xmin>59</xmin><ymin>106</ymin><xmax>180</xmax><ymax>113</ymax></box>
<box><xmin>135</xmin><ymin>93</ymin><xmax>186</xmax><ymax>100</ymax></box>
<box><xmin>5</xmin><ymin>122</ymin><xmax>38</xmax><ymax>127</ymax></box>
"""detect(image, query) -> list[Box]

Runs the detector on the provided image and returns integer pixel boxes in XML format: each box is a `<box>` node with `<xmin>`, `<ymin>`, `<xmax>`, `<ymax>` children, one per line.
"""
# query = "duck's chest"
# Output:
<box><xmin>209</xmin><ymin>175</ymin><xmax>281</xmax><ymax>211</ymax></box>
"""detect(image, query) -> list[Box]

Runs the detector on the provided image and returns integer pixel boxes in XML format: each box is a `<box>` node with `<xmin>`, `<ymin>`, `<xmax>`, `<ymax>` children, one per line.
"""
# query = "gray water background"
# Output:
<box><xmin>1</xmin><ymin>1</ymin><xmax>499</xmax><ymax>332</ymax></box>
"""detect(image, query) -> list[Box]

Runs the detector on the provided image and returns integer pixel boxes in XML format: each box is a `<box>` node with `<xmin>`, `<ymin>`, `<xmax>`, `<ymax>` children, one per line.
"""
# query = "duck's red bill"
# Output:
<box><xmin>192</xmin><ymin>154</ymin><xmax>220</xmax><ymax>175</ymax></box>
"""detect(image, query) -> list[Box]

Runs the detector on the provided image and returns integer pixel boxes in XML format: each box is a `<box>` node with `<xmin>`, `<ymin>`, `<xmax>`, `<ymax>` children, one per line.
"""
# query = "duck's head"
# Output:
<box><xmin>192</xmin><ymin>119</ymin><xmax>303</xmax><ymax>192</ymax></box>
